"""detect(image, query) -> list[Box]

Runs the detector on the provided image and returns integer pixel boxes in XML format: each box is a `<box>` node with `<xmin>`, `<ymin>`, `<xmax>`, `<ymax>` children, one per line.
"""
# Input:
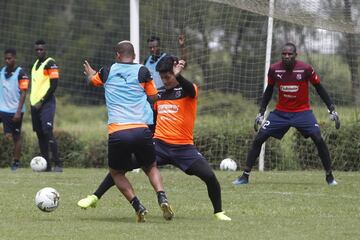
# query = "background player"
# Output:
<box><xmin>233</xmin><ymin>42</ymin><xmax>339</xmax><ymax>186</ymax></box>
<box><xmin>30</xmin><ymin>40</ymin><xmax>62</xmax><ymax>172</ymax></box>
<box><xmin>0</xmin><ymin>48</ymin><xmax>29</xmax><ymax>171</ymax></box>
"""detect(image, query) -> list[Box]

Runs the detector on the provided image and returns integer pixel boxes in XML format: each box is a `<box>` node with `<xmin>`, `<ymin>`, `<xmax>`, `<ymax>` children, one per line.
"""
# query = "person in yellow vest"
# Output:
<box><xmin>30</xmin><ymin>40</ymin><xmax>62</xmax><ymax>172</ymax></box>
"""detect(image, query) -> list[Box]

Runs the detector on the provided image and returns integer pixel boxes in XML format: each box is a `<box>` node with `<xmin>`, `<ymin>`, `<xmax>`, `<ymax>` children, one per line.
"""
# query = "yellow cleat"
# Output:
<box><xmin>77</xmin><ymin>195</ymin><xmax>98</xmax><ymax>209</ymax></box>
<box><xmin>214</xmin><ymin>211</ymin><xmax>231</xmax><ymax>221</ymax></box>
<box><xmin>160</xmin><ymin>202</ymin><xmax>175</xmax><ymax>221</ymax></box>
<box><xmin>136</xmin><ymin>204</ymin><xmax>148</xmax><ymax>223</ymax></box>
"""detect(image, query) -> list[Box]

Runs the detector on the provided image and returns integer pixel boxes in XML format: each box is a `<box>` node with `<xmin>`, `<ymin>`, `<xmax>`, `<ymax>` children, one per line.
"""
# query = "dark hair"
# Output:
<box><xmin>4</xmin><ymin>48</ymin><xmax>16</xmax><ymax>55</ymax></box>
<box><xmin>284</xmin><ymin>42</ymin><xmax>297</xmax><ymax>53</ymax></box>
<box><xmin>115</xmin><ymin>41</ymin><xmax>135</xmax><ymax>57</ymax></box>
<box><xmin>147</xmin><ymin>36</ymin><xmax>160</xmax><ymax>43</ymax></box>
<box><xmin>156</xmin><ymin>55</ymin><xmax>178</xmax><ymax>73</ymax></box>
<box><xmin>35</xmin><ymin>39</ymin><xmax>46</xmax><ymax>45</ymax></box>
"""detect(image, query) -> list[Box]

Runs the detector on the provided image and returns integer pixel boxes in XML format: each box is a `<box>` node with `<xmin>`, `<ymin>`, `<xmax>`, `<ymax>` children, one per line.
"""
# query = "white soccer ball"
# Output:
<box><xmin>219</xmin><ymin>158</ymin><xmax>237</xmax><ymax>171</ymax></box>
<box><xmin>35</xmin><ymin>187</ymin><xmax>60</xmax><ymax>212</ymax></box>
<box><xmin>30</xmin><ymin>156</ymin><xmax>47</xmax><ymax>172</ymax></box>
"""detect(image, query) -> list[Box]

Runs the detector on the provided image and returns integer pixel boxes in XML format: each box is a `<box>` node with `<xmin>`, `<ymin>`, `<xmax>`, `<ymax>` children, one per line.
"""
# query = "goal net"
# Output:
<box><xmin>0</xmin><ymin>0</ymin><xmax>359</xmax><ymax>170</ymax></box>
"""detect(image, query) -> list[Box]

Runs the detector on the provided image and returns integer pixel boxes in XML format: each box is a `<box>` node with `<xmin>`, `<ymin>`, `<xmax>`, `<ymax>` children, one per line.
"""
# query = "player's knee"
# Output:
<box><xmin>310</xmin><ymin>131</ymin><xmax>323</xmax><ymax>144</ymax></box>
<box><xmin>253</xmin><ymin>134</ymin><xmax>267</xmax><ymax>147</ymax></box>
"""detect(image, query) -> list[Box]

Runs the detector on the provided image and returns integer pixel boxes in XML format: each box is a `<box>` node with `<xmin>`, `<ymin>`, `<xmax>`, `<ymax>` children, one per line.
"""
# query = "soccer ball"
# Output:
<box><xmin>219</xmin><ymin>158</ymin><xmax>237</xmax><ymax>171</ymax></box>
<box><xmin>35</xmin><ymin>187</ymin><xmax>60</xmax><ymax>212</ymax></box>
<box><xmin>30</xmin><ymin>156</ymin><xmax>47</xmax><ymax>172</ymax></box>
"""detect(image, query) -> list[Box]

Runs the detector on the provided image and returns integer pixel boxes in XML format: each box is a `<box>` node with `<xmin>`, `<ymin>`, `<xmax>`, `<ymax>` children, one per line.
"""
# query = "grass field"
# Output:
<box><xmin>0</xmin><ymin>169</ymin><xmax>359</xmax><ymax>240</ymax></box>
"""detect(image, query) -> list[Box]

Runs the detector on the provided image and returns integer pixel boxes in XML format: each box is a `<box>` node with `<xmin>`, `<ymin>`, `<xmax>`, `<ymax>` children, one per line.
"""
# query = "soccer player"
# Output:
<box><xmin>82</xmin><ymin>40</ymin><xmax>174</xmax><ymax>223</ymax></box>
<box><xmin>78</xmin><ymin>35</ymin><xmax>186</xmax><ymax>209</ymax></box>
<box><xmin>30</xmin><ymin>40</ymin><xmax>62</xmax><ymax>172</ymax></box>
<box><xmin>232</xmin><ymin>42</ymin><xmax>339</xmax><ymax>186</ymax></box>
<box><xmin>144</xmin><ymin>35</ymin><xmax>186</xmax><ymax>88</ymax></box>
<box><xmin>153</xmin><ymin>55</ymin><xmax>231</xmax><ymax>221</ymax></box>
<box><xmin>0</xmin><ymin>48</ymin><xmax>29</xmax><ymax>171</ymax></box>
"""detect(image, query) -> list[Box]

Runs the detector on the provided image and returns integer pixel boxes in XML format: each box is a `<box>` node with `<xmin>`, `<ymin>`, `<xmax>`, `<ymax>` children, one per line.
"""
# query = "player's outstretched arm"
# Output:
<box><xmin>314</xmin><ymin>83</ymin><xmax>340</xmax><ymax>129</ymax></box>
<box><xmin>254</xmin><ymin>85</ymin><xmax>273</xmax><ymax>131</ymax></box>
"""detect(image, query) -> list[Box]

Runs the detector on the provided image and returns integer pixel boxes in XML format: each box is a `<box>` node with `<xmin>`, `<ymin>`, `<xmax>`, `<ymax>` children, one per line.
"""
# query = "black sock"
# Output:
<box><xmin>156</xmin><ymin>191</ymin><xmax>168</xmax><ymax>204</ymax></box>
<box><xmin>130</xmin><ymin>196</ymin><xmax>141</xmax><ymax>212</ymax></box>
<box><xmin>94</xmin><ymin>173</ymin><xmax>115</xmax><ymax>199</ymax></box>
<box><xmin>242</xmin><ymin>171</ymin><xmax>250</xmax><ymax>178</ymax></box>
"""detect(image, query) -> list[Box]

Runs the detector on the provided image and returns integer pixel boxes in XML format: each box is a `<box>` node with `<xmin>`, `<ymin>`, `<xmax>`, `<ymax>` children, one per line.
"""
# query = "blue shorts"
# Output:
<box><xmin>154</xmin><ymin>139</ymin><xmax>205</xmax><ymax>171</ymax></box>
<box><xmin>108</xmin><ymin>127</ymin><xmax>155</xmax><ymax>171</ymax></box>
<box><xmin>31</xmin><ymin>95</ymin><xmax>56</xmax><ymax>134</ymax></box>
<box><xmin>259</xmin><ymin>110</ymin><xmax>320</xmax><ymax>139</ymax></box>
<box><xmin>0</xmin><ymin>111</ymin><xmax>23</xmax><ymax>136</ymax></box>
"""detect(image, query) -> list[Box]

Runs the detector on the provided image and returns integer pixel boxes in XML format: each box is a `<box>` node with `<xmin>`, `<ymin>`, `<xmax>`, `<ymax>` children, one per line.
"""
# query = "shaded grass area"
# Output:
<box><xmin>0</xmin><ymin>169</ymin><xmax>359</xmax><ymax>240</ymax></box>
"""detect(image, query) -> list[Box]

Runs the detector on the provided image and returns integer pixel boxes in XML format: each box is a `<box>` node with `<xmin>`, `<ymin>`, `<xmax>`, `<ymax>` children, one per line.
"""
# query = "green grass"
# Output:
<box><xmin>0</xmin><ymin>169</ymin><xmax>359</xmax><ymax>240</ymax></box>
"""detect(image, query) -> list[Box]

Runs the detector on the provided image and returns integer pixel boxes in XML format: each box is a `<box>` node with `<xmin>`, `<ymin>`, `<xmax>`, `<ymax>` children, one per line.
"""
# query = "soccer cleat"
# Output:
<box><xmin>77</xmin><ymin>195</ymin><xmax>98</xmax><ymax>209</ymax></box>
<box><xmin>160</xmin><ymin>202</ymin><xmax>174</xmax><ymax>221</ymax></box>
<box><xmin>232</xmin><ymin>175</ymin><xmax>249</xmax><ymax>185</ymax></box>
<box><xmin>53</xmin><ymin>166</ymin><xmax>63</xmax><ymax>172</ymax></box>
<box><xmin>11</xmin><ymin>161</ymin><xmax>20</xmax><ymax>171</ymax></box>
<box><xmin>158</xmin><ymin>194</ymin><xmax>174</xmax><ymax>221</ymax></box>
<box><xmin>136</xmin><ymin>204</ymin><xmax>148</xmax><ymax>223</ymax></box>
<box><xmin>326</xmin><ymin>173</ymin><xmax>338</xmax><ymax>186</ymax></box>
<box><xmin>214</xmin><ymin>211</ymin><xmax>231</xmax><ymax>221</ymax></box>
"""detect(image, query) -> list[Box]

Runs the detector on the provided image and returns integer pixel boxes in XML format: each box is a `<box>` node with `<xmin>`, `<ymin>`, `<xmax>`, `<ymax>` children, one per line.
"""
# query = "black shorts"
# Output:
<box><xmin>108</xmin><ymin>127</ymin><xmax>155</xmax><ymax>171</ymax></box>
<box><xmin>31</xmin><ymin>95</ymin><xmax>56</xmax><ymax>134</ymax></box>
<box><xmin>0</xmin><ymin>111</ymin><xmax>23</xmax><ymax>136</ymax></box>
<box><xmin>154</xmin><ymin>139</ymin><xmax>205</xmax><ymax>171</ymax></box>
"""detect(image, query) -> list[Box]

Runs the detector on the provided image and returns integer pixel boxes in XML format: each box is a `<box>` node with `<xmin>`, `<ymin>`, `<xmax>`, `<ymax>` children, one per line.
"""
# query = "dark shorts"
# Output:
<box><xmin>108</xmin><ymin>127</ymin><xmax>155</xmax><ymax>171</ymax></box>
<box><xmin>31</xmin><ymin>96</ymin><xmax>56</xmax><ymax>134</ymax></box>
<box><xmin>259</xmin><ymin>110</ymin><xmax>320</xmax><ymax>139</ymax></box>
<box><xmin>0</xmin><ymin>111</ymin><xmax>23</xmax><ymax>136</ymax></box>
<box><xmin>154</xmin><ymin>139</ymin><xmax>205</xmax><ymax>171</ymax></box>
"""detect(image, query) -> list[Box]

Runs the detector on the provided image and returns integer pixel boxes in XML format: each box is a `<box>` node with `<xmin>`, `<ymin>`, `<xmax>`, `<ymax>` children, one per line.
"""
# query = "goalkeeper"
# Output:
<box><xmin>233</xmin><ymin>42</ymin><xmax>339</xmax><ymax>186</ymax></box>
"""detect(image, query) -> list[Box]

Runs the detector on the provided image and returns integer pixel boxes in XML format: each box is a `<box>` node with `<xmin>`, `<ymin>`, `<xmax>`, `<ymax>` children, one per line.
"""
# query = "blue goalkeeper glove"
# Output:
<box><xmin>254</xmin><ymin>113</ymin><xmax>264</xmax><ymax>132</ymax></box>
<box><xmin>329</xmin><ymin>110</ymin><xmax>340</xmax><ymax>129</ymax></box>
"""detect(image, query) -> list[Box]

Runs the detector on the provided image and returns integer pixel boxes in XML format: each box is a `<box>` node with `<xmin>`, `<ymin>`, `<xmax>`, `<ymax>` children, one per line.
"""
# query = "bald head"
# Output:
<box><xmin>115</xmin><ymin>41</ymin><xmax>135</xmax><ymax>58</ymax></box>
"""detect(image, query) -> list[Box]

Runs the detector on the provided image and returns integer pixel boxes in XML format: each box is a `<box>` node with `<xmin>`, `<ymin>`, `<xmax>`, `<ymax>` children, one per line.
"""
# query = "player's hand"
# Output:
<box><xmin>12</xmin><ymin>112</ymin><xmax>21</xmax><ymax>122</ymax></box>
<box><xmin>173</xmin><ymin>60</ymin><xmax>186</xmax><ymax>76</ymax></box>
<box><xmin>33</xmin><ymin>101</ymin><xmax>42</xmax><ymax>110</ymax></box>
<box><xmin>178</xmin><ymin>34</ymin><xmax>186</xmax><ymax>47</ymax></box>
<box><xmin>83</xmin><ymin>60</ymin><xmax>96</xmax><ymax>81</ymax></box>
<box><xmin>254</xmin><ymin>113</ymin><xmax>264</xmax><ymax>132</ymax></box>
<box><xmin>329</xmin><ymin>110</ymin><xmax>340</xmax><ymax>129</ymax></box>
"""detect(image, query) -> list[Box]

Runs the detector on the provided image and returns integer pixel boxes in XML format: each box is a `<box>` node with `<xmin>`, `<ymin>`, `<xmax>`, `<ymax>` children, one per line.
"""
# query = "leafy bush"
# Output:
<box><xmin>293</xmin><ymin>121</ymin><xmax>360</xmax><ymax>171</ymax></box>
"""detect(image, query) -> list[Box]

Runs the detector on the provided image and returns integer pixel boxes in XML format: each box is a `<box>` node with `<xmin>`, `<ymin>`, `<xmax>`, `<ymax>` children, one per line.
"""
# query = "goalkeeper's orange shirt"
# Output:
<box><xmin>154</xmin><ymin>84</ymin><xmax>198</xmax><ymax>145</ymax></box>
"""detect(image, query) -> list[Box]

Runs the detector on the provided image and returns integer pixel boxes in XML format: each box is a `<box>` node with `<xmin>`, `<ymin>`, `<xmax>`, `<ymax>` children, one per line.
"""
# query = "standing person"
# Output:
<box><xmin>30</xmin><ymin>40</ymin><xmax>62</xmax><ymax>172</ymax></box>
<box><xmin>233</xmin><ymin>42</ymin><xmax>339</xmax><ymax>186</ymax></box>
<box><xmin>144</xmin><ymin>35</ymin><xmax>186</xmax><ymax>88</ymax></box>
<box><xmin>153</xmin><ymin>56</ymin><xmax>231</xmax><ymax>221</ymax></box>
<box><xmin>0</xmin><ymin>48</ymin><xmax>29</xmax><ymax>171</ymax></box>
<box><xmin>83</xmin><ymin>40</ymin><xmax>174</xmax><ymax>223</ymax></box>
<box><xmin>78</xmin><ymin>35</ymin><xmax>186</xmax><ymax>210</ymax></box>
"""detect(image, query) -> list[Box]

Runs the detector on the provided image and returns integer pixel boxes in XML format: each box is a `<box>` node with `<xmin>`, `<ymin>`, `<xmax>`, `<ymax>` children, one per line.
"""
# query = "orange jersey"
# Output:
<box><xmin>154</xmin><ymin>84</ymin><xmax>198</xmax><ymax>145</ymax></box>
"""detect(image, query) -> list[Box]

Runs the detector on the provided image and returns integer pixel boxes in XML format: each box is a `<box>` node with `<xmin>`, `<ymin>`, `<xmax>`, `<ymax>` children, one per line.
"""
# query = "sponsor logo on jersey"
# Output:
<box><xmin>158</xmin><ymin>104</ymin><xmax>179</xmax><ymax>114</ymax></box>
<box><xmin>280</xmin><ymin>85</ymin><xmax>299</xmax><ymax>92</ymax></box>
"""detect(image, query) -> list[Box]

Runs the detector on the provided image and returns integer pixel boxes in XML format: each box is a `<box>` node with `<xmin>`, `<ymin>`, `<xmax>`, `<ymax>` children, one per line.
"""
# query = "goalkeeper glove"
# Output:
<box><xmin>253</xmin><ymin>112</ymin><xmax>264</xmax><ymax>132</ymax></box>
<box><xmin>329</xmin><ymin>110</ymin><xmax>340</xmax><ymax>129</ymax></box>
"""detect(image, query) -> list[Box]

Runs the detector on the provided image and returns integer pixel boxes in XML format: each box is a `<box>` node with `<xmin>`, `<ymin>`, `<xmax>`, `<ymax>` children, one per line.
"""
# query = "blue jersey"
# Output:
<box><xmin>104</xmin><ymin>63</ymin><xmax>153</xmax><ymax>125</ymax></box>
<box><xmin>144</xmin><ymin>53</ymin><xmax>167</xmax><ymax>89</ymax></box>
<box><xmin>0</xmin><ymin>66</ymin><xmax>27</xmax><ymax>113</ymax></box>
